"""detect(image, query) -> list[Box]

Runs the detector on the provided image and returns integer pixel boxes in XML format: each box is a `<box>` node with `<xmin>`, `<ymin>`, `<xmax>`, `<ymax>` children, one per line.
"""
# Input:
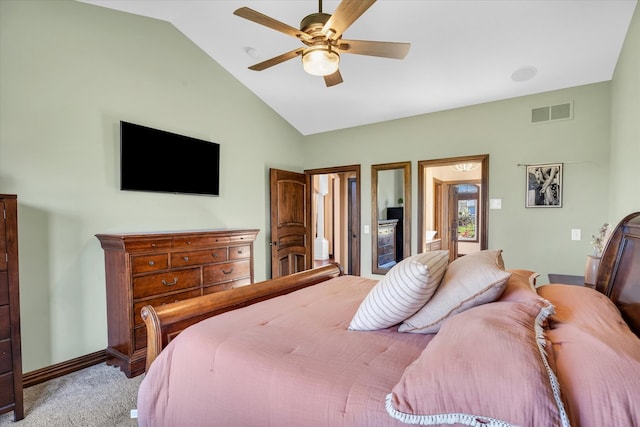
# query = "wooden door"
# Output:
<box><xmin>270</xmin><ymin>169</ymin><xmax>310</xmax><ymax>278</ymax></box>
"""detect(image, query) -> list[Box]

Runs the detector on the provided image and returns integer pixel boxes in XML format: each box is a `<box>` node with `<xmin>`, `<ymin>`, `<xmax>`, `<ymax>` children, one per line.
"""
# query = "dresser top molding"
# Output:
<box><xmin>96</xmin><ymin>229</ymin><xmax>260</xmax><ymax>252</ymax></box>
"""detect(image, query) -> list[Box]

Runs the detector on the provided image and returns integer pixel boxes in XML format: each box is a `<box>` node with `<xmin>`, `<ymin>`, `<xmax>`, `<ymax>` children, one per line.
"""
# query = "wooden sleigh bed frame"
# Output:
<box><xmin>141</xmin><ymin>211</ymin><xmax>640</xmax><ymax>372</ymax></box>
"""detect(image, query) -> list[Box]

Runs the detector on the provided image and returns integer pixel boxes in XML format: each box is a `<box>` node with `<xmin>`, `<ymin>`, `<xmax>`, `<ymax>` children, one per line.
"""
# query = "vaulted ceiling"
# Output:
<box><xmin>80</xmin><ymin>1</ymin><xmax>637</xmax><ymax>135</ymax></box>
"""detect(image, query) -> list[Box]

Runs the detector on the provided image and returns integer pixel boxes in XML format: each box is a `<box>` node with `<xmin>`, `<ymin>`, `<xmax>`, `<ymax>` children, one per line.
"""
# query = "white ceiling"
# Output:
<box><xmin>80</xmin><ymin>0</ymin><xmax>636</xmax><ymax>136</ymax></box>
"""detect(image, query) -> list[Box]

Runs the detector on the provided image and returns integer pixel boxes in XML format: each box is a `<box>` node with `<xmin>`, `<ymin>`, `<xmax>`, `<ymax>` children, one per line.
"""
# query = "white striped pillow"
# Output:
<box><xmin>348</xmin><ymin>251</ymin><xmax>449</xmax><ymax>331</ymax></box>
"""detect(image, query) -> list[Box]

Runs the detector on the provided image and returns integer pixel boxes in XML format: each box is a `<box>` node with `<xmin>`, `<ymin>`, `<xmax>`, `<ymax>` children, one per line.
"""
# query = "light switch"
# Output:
<box><xmin>571</xmin><ymin>229</ymin><xmax>581</xmax><ymax>241</ymax></box>
<box><xmin>489</xmin><ymin>199</ymin><xmax>502</xmax><ymax>209</ymax></box>
<box><xmin>364</xmin><ymin>225</ymin><xmax>370</xmax><ymax>234</ymax></box>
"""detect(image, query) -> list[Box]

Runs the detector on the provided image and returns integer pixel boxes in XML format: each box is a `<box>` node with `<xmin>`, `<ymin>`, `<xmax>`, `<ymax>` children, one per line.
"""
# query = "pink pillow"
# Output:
<box><xmin>536</xmin><ymin>285</ymin><xmax>640</xmax><ymax>427</ymax></box>
<box><xmin>387</xmin><ymin>297</ymin><xmax>569</xmax><ymax>426</ymax></box>
<box><xmin>399</xmin><ymin>250</ymin><xmax>511</xmax><ymax>334</ymax></box>
<box><xmin>498</xmin><ymin>269</ymin><xmax>540</xmax><ymax>303</ymax></box>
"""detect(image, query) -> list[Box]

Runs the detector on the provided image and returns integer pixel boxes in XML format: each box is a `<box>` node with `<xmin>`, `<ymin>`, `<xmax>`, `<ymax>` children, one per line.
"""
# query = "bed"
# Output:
<box><xmin>137</xmin><ymin>212</ymin><xmax>640</xmax><ymax>427</ymax></box>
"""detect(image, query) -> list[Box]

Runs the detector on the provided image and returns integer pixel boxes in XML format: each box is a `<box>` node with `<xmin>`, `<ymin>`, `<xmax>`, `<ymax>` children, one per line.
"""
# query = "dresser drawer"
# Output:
<box><xmin>202</xmin><ymin>281</ymin><xmax>234</xmax><ymax>295</ymax></box>
<box><xmin>378</xmin><ymin>253</ymin><xmax>396</xmax><ymax>266</ymax></box>
<box><xmin>171</xmin><ymin>248</ymin><xmax>228</xmax><ymax>268</ymax></box>
<box><xmin>0</xmin><ymin>340</ymin><xmax>12</xmax><ymax>374</ymax></box>
<box><xmin>203</xmin><ymin>260</ymin><xmax>251</xmax><ymax>285</ymax></box>
<box><xmin>425</xmin><ymin>239</ymin><xmax>442</xmax><ymax>251</ymax></box>
<box><xmin>131</xmin><ymin>254</ymin><xmax>169</xmax><ymax>274</ymax></box>
<box><xmin>133</xmin><ymin>268</ymin><xmax>201</xmax><ymax>299</ymax></box>
<box><xmin>124</xmin><ymin>238</ymin><xmax>172</xmax><ymax>253</ymax></box>
<box><xmin>0</xmin><ymin>272</ymin><xmax>7</xmax><ymax>306</ymax></box>
<box><xmin>378</xmin><ymin>234</ymin><xmax>394</xmax><ymax>247</ymax></box>
<box><xmin>133</xmin><ymin>289</ymin><xmax>201</xmax><ymax>326</ymax></box>
<box><xmin>203</xmin><ymin>277</ymin><xmax>251</xmax><ymax>295</ymax></box>
<box><xmin>378</xmin><ymin>244</ymin><xmax>394</xmax><ymax>256</ymax></box>
<box><xmin>229</xmin><ymin>245</ymin><xmax>251</xmax><ymax>260</ymax></box>
<box><xmin>0</xmin><ymin>306</ymin><xmax>9</xmax><ymax>340</ymax></box>
<box><xmin>378</xmin><ymin>227</ymin><xmax>394</xmax><ymax>236</ymax></box>
<box><xmin>173</xmin><ymin>235</ymin><xmax>230</xmax><ymax>249</ymax></box>
<box><xmin>0</xmin><ymin>371</ymin><xmax>15</xmax><ymax>407</ymax></box>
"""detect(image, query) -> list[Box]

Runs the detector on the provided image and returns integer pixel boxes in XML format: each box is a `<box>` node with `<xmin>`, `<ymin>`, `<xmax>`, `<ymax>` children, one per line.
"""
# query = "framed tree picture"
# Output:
<box><xmin>526</xmin><ymin>163</ymin><xmax>562</xmax><ymax>207</ymax></box>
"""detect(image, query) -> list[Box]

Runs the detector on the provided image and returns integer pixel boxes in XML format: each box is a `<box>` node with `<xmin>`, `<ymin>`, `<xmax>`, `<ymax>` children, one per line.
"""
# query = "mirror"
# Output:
<box><xmin>417</xmin><ymin>155</ymin><xmax>488</xmax><ymax>262</ymax></box>
<box><xmin>371</xmin><ymin>161</ymin><xmax>411</xmax><ymax>274</ymax></box>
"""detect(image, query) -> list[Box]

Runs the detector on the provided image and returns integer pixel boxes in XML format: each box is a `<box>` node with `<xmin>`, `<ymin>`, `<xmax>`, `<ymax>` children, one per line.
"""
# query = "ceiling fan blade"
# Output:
<box><xmin>248</xmin><ymin>48</ymin><xmax>304</xmax><ymax>71</ymax></box>
<box><xmin>322</xmin><ymin>0</ymin><xmax>376</xmax><ymax>40</ymax></box>
<box><xmin>337</xmin><ymin>39</ymin><xmax>410</xmax><ymax>59</ymax></box>
<box><xmin>324</xmin><ymin>70</ymin><xmax>343</xmax><ymax>87</ymax></box>
<box><xmin>234</xmin><ymin>7</ymin><xmax>311</xmax><ymax>41</ymax></box>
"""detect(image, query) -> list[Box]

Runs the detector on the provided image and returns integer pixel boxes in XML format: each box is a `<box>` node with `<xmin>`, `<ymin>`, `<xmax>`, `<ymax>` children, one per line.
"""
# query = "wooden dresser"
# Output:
<box><xmin>0</xmin><ymin>195</ymin><xmax>23</xmax><ymax>421</ymax></box>
<box><xmin>96</xmin><ymin>229</ymin><xmax>259</xmax><ymax>377</ymax></box>
<box><xmin>377</xmin><ymin>220</ymin><xmax>398</xmax><ymax>268</ymax></box>
<box><xmin>424</xmin><ymin>239</ymin><xmax>442</xmax><ymax>252</ymax></box>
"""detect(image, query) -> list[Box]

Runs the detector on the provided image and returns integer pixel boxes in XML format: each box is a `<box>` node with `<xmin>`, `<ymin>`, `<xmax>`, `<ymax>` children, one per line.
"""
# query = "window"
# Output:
<box><xmin>456</xmin><ymin>184</ymin><xmax>478</xmax><ymax>242</ymax></box>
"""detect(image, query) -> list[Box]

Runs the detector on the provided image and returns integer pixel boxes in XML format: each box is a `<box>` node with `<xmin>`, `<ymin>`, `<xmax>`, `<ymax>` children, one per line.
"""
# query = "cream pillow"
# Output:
<box><xmin>398</xmin><ymin>249</ymin><xmax>511</xmax><ymax>334</ymax></box>
<box><xmin>348</xmin><ymin>251</ymin><xmax>449</xmax><ymax>331</ymax></box>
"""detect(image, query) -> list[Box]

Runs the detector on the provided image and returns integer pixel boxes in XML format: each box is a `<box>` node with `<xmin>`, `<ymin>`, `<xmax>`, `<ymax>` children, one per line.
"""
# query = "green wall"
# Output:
<box><xmin>0</xmin><ymin>0</ymin><xmax>638</xmax><ymax>372</ymax></box>
<box><xmin>303</xmin><ymin>83</ymin><xmax>612</xmax><ymax>279</ymax></box>
<box><xmin>0</xmin><ymin>0</ymin><xmax>304</xmax><ymax>371</ymax></box>
<box><xmin>610</xmin><ymin>3</ymin><xmax>640</xmax><ymax>220</ymax></box>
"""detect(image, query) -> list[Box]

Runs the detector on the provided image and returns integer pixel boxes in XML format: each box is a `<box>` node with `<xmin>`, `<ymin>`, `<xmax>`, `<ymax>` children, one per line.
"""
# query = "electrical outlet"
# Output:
<box><xmin>489</xmin><ymin>199</ymin><xmax>502</xmax><ymax>209</ymax></box>
<box><xmin>571</xmin><ymin>229</ymin><xmax>581</xmax><ymax>241</ymax></box>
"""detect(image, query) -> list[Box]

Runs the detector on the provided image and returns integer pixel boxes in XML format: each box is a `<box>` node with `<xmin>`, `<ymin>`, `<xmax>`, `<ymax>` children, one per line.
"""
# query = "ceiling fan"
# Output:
<box><xmin>234</xmin><ymin>0</ymin><xmax>410</xmax><ymax>87</ymax></box>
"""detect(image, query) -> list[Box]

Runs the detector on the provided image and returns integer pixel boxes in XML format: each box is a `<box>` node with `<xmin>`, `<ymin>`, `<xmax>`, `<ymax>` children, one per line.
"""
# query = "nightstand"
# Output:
<box><xmin>548</xmin><ymin>274</ymin><xmax>591</xmax><ymax>287</ymax></box>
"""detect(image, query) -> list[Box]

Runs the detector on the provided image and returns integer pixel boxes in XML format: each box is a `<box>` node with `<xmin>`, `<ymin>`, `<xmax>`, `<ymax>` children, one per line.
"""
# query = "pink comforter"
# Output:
<box><xmin>137</xmin><ymin>276</ymin><xmax>434</xmax><ymax>427</ymax></box>
<box><xmin>137</xmin><ymin>273</ymin><xmax>640</xmax><ymax>427</ymax></box>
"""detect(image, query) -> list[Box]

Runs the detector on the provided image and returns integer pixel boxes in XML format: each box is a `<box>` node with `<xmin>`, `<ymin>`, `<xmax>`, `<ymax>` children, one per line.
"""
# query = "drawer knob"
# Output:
<box><xmin>161</xmin><ymin>278</ymin><xmax>178</xmax><ymax>286</ymax></box>
<box><xmin>187</xmin><ymin>241</ymin><xmax>192</xmax><ymax>245</ymax></box>
<box><xmin>183</xmin><ymin>256</ymin><xmax>189</xmax><ymax>261</ymax></box>
<box><xmin>222</xmin><ymin>268</ymin><xmax>234</xmax><ymax>275</ymax></box>
<box><xmin>212</xmin><ymin>253</ymin><xmax>218</xmax><ymax>258</ymax></box>
<box><xmin>237</xmin><ymin>249</ymin><xmax>244</xmax><ymax>254</ymax></box>
<box><xmin>151</xmin><ymin>243</ymin><xmax>156</xmax><ymax>247</ymax></box>
<box><xmin>148</xmin><ymin>261</ymin><xmax>155</xmax><ymax>266</ymax></box>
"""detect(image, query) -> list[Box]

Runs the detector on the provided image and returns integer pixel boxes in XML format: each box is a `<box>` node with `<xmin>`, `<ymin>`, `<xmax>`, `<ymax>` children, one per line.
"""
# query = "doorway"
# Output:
<box><xmin>418</xmin><ymin>155</ymin><xmax>488</xmax><ymax>261</ymax></box>
<box><xmin>306</xmin><ymin>165</ymin><xmax>361</xmax><ymax>276</ymax></box>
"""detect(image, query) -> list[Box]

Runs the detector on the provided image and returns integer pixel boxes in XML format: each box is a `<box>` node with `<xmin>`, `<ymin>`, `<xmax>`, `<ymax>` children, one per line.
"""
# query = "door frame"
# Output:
<box><xmin>305</xmin><ymin>165</ymin><xmax>361</xmax><ymax>276</ymax></box>
<box><xmin>417</xmin><ymin>154</ymin><xmax>489</xmax><ymax>256</ymax></box>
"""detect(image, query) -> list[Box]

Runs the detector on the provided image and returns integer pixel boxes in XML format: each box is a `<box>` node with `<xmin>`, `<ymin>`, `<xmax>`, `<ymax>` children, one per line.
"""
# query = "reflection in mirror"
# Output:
<box><xmin>371</xmin><ymin>162</ymin><xmax>411</xmax><ymax>274</ymax></box>
<box><xmin>418</xmin><ymin>155</ymin><xmax>488</xmax><ymax>262</ymax></box>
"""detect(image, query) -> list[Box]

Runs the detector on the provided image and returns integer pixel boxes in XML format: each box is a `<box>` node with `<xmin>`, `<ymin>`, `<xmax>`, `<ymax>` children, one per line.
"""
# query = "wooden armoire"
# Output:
<box><xmin>0</xmin><ymin>195</ymin><xmax>23</xmax><ymax>421</ymax></box>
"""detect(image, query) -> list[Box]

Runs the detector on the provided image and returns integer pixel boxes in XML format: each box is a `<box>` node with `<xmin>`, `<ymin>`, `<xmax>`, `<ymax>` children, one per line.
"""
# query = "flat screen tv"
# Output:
<box><xmin>120</xmin><ymin>121</ymin><xmax>220</xmax><ymax>196</ymax></box>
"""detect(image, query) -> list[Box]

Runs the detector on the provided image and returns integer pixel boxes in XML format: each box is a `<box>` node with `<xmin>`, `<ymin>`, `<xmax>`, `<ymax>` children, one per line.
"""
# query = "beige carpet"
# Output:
<box><xmin>0</xmin><ymin>363</ymin><xmax>143</xmax><ymax>427</ymax></box>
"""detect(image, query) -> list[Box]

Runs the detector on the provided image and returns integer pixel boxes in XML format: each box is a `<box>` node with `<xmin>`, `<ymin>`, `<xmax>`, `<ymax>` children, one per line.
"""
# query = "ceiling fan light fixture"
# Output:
<box><xmin>302</xmin><ymin>45</ymin><xmax>340</xmax><ymax>76</ymax></box>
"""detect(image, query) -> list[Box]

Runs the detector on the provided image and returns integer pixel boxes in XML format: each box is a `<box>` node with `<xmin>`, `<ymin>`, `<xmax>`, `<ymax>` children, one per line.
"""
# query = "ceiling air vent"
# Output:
<box><xmin>531</xmin><ymin>102</ymin><xmax>573</xmax><ymax>124</ymax></box>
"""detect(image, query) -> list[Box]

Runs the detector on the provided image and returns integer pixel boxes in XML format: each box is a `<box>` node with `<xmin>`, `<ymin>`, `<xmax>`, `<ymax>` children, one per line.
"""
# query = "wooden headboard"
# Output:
<box><xmin>596</xmin><ymin>211</ymin><xmax>640</xmax><ymax>338</ymax></box>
